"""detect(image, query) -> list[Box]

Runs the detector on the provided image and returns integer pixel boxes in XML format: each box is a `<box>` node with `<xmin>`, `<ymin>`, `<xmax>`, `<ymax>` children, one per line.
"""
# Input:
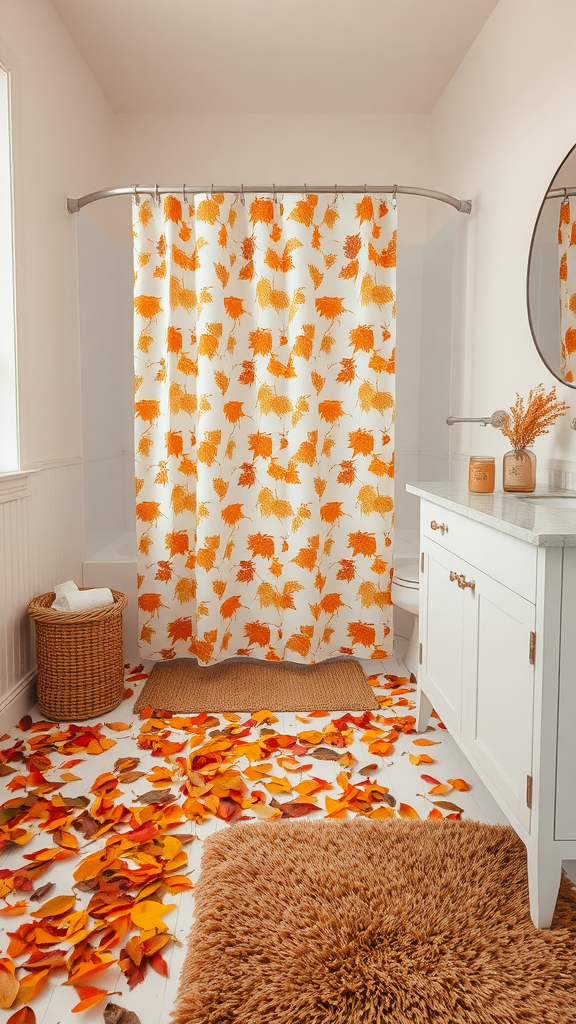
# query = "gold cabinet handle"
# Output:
<box><xmin>450</xmin><ymin>570</ymin><xmax>475</xmax><ymax>592</ymax></box>
<box><xmin>431</xmin><ymin>520</ymin><xmax>448</xmax><ymax>535</ymax></box>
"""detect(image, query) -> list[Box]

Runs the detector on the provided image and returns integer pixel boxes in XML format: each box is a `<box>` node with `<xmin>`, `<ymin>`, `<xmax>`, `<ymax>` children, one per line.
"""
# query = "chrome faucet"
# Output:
<box><xmin>446</xmin><ymin>410</ymin><xmax>508</xmax><ymax>428</ymax></box>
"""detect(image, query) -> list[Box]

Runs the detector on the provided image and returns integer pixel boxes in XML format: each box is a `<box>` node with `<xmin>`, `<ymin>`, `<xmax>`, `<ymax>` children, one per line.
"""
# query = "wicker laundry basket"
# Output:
<box><xmin>27</xmin><ymin>589</ymin><xmax>128</xmax><ymax>720</ymax></box>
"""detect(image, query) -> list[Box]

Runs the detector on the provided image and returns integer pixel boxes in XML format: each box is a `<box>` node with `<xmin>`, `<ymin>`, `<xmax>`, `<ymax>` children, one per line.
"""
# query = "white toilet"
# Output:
<box><xmin>391</xmin><ymin>557</ymin><xmax>420</xmax><ymax>678</ymax></box>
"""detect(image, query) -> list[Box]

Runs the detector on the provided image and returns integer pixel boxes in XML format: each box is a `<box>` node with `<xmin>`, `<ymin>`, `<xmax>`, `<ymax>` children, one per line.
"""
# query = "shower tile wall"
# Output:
<box><xmin>78</xmin><ymin>207</ymin><xmax>134</xmax><ymax>559</ymax></box>
<box><xmin>396</xmin><ymin>212</ymin><xmax>461</xmax><ymax>552</ymax></box>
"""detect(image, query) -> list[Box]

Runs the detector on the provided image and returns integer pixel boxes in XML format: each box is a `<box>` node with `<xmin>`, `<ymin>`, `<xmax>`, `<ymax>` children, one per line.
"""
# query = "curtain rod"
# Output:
<box><xmin>67</xmin><ymin>184</ymin><xmax>472</xmax><ymax>215</ymax></box>
<box><xmin>545</xmin><ymin>187</ymin><xmax>576</xmax><ymax>201</ymax></box>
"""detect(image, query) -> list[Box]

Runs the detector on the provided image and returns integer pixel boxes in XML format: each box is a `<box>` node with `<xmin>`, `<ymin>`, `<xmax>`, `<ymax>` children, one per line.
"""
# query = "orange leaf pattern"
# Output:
<box><xmin>559</xmin><ymin>199</ymin><xmax>576</xmax><ymax>383</ymax></box>
<box><xmin>134</xmin><ymin>193</ymin><xmax>395</xmax><ymax>663</ymax></box>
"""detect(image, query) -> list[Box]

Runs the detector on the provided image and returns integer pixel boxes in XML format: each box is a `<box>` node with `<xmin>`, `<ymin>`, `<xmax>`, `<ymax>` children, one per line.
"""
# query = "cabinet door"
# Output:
<box><xmin>461</xmin><ymin>569</ymin><xmax>535</xmax><ymax>832</ymax></box>
<box><xmin>420</xmin><ymin>538</ymin><xmax>467</xmax><ymax>735</ymax></box>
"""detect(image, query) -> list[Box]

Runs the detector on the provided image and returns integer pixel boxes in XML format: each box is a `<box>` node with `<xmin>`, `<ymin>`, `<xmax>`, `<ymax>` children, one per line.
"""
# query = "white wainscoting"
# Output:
<box><xmin>0</xmin><ymin>460</ymin><xmax>84</xmax><ymax>728</ymax></box>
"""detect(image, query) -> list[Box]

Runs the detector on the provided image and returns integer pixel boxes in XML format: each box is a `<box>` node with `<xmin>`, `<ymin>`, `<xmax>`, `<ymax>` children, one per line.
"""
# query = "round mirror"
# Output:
<box><xmin>527</xmin><ymin>143</ymin><xmax>576</xmax><ymax>387</ymax></box>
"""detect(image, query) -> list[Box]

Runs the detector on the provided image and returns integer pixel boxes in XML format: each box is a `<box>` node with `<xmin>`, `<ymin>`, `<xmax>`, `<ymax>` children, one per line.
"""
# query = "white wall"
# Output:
<box><xmin>0</xmin><ymin>0</ymin><xmax>113</xmax><ymax>719</ymax></box>
<box><xmin>429</xmin><ymin>0</ymin><xmax>576</xmax><ymax>486</ymax></box>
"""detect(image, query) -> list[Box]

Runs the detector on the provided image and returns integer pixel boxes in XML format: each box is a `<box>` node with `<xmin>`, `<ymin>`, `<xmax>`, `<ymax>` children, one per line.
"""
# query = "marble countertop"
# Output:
<box><xmin>406</xmin><ymin>482</ymin><xmax>576</xmax><ymax>546</ymax></box>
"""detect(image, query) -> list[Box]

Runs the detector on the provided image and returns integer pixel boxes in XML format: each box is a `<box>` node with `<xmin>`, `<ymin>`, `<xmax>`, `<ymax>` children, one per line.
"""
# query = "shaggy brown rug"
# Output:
<box><xmin>171</xmin><ymin>819</ymin><xmax>576</xmax><ymax>1024</ymax></box>
<box><xmin>133</xmin><ymin>656</ymin><xmax>378</xmax><ymax>713</ymax></box>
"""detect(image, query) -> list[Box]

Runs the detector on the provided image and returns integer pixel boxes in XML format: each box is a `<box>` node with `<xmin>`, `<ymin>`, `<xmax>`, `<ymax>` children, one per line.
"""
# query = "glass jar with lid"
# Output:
<box><xmin>468</xmin><ymin>456</ymin><xmax>495</xmax><ymax>493</ymax></box>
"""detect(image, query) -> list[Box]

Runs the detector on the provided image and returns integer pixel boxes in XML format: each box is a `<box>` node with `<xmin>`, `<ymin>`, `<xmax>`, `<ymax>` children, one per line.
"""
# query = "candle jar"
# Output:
<box><xmin>469</xmin><ymin>456</ymin><xmax>495</xmax><ymax>493</ymax></box>
<box><xmin>503</xmin><ymin>448</ymin><xmax>536</xmax><ymax>492</ymax></box>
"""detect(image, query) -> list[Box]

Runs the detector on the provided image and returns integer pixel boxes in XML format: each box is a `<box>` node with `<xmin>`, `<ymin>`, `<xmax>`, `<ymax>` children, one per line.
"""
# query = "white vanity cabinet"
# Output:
<box><xmin>408</xmin><ymin>485</ymin><xmax>576</xmax><ymax>929</ymax></box>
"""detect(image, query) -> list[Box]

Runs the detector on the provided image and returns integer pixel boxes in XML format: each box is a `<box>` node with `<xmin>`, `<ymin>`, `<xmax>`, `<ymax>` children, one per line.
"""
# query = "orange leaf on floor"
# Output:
<box><xmin>297</xmin><ymin>730</ymin><xmax>324</xmax><ymax>746</ymax></box>
<box><xmin>30</xmin><ymin>894</ymin><xmax>75</xmax><ymax>919</ymax></box>
<box><xmin>71</xmin><ymin>987</ymin><xmax>115</xmax><ymax>1013</ymax></box>
<box><xmin>0</xmin><ymin>959</ymin><xmax>18</xmax><ymax>1009</ymax></box>
<box><xmin>0</xmin><ymin>902</ymin><xmax>27</xmax><ymax>917</ymax></box>
<box><xmin>368</xmin><ymin>740</ymin><xmax>394</xmax><ymax>756</ymax></box>
<box><xmin>337</xmin><ymin>751</ymin><xmax>356</xmax><ymax>768</ymax></box>
<box><xmin>14</xmin><ymin>968</ymin><xmax>49</xmax><ymax>1005</ymax></box>
<box><xmin>252</xmin><ymin>710</ymin><xmax>279</xmax><ymax>725</ymax></box>
<box><xmin>409</xmin><ymin>753</ymin><xmax>434</xmax><ymax>765</ymax></box>
<box><xmin>398</xmin><ymin>803</ymin><xmax>420</xmax><ymax>819</ymax></box>
<box><xmin>428</xmin><ymin>784</ymin><xmax>452</xmax><ymax>796</ymax></box>
<box><xmin>447</xmin><ymin>778</ymin><xmax>470</xmax><ymax>791</ymax></box>
<box><xmin>412</xmin><ymin>739</ymin><xmax>441</xmax><ymax>746</ymax></box>
<box><xmin>428</xmin><ymin>808</ymin><xmax>443</xmax><ymax>820</ymax></box>
<box><xmin>130</xmin><ymin>901</ymin><xmax>176</xmax><ymax>930</ymax></box>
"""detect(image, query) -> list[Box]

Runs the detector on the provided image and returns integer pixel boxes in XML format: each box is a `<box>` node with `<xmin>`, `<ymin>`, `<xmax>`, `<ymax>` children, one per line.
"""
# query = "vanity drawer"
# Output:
<box><xmin>421</xmin><ymin>499</ymin><xmax>537</xmax><ymax>602</ymax></box>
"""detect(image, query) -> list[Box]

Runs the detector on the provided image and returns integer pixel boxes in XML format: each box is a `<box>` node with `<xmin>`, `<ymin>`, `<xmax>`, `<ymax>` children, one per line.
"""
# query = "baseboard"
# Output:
<box><xmin>0</xmin><ymin>670</ymin><xmax>37</xmax><ymax>731</ymax></box>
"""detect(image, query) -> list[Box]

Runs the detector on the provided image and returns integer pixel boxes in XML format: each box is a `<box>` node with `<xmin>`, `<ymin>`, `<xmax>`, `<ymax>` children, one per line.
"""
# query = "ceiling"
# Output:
<box><xmin>51</xmin><ymin>0</ymin><xmax>498</xmax><ymax>115</ymax></box>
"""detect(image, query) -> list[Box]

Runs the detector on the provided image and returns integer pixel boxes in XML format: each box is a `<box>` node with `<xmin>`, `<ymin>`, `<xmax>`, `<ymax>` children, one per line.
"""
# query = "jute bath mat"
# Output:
<box><xmin>172</xmin><ymin>819</ymin><xmax>576</xmax><ymax>1024</ymax></box>
<box><xmin>133</xmin><ymin>657</ymin><xmax>378</xmax><ymax>713</ymax></box>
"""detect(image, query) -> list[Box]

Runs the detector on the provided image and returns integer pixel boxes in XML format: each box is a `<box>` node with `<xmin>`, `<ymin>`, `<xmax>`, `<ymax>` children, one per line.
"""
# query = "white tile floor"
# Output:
<box><xmin>0</xmin><ymin>651</ymin><xmax>508</xmax><ymax>1024</ymax></box>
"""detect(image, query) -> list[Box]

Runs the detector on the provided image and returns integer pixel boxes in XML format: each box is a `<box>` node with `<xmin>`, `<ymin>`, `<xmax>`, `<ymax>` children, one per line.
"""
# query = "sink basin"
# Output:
<box><xmin>519</xmin><ymin>495</ymin><xmax>576</xmax><ymax>508</ymax></box>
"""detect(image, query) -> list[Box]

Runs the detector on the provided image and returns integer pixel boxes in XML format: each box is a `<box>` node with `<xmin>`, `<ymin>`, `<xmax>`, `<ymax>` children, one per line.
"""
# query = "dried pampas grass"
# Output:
<box><xmin>500</xmin><ymin>383</ymin><xmax>569</xmax><ymax>450</ymax></box>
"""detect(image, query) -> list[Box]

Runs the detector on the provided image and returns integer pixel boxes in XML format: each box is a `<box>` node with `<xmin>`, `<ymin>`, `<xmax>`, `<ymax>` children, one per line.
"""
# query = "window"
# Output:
<box><xmin>0</xmin><ymin>61</ymin><xmax>18</xmax><ymax>473</ymax></box>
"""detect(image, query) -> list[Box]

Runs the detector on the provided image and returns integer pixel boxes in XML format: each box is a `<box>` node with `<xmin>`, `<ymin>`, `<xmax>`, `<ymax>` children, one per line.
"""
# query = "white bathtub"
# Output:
<box><xmin>83</xmin><ymin>531</ymin><xmax>139</xmax><ymax>662</ymax></box>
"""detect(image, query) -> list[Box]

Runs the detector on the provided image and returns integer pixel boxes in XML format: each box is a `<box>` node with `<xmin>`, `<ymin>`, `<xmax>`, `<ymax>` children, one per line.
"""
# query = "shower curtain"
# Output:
<box><xmin>559</xmin><ymin>198</ymin><xmax>576</xmax><ymax>383</ymax></box>
<box><xmin>133</xmin><ymin>192</ymin><xmax>396</xmax><ymax>664</ymax></box>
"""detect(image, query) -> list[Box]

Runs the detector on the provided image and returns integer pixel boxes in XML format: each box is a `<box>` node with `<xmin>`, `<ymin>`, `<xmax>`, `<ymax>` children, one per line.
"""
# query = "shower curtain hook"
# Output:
<box><xmin>272</xmin><ymin>183</ymin><xmax>277</xmax><ymax>204</ymax></box>
<box><xmin>364</xmin><ymin>183</ymin><xmax>367</xmax><ymax>194</ymax></box>
<box><xmin>154</xmin><ymin>184</ymin><xmax>160</xmax><ymax>206</ymax></box>
<box><xmin>133</xmin><ymin>183</ymin><xmax>140</xmax><ymax>206</ymax></box>
<box><xmin>182</xmin><ymin>183</ymin><xmax>187</xmax><ymax>205</ymax></box>
<box><xmin>392</xmin><ymin>185</ymin><xmax>397</xmax><ymax>209</ymax></box>
<box><xmin>304</xmin><ymin>182</ymin><xmax>307</xmax><ymax>196</ymax></box>
<box><xmin>563</xmin><ymin>187</ymin><xmax>570</xmax><ymax>205</ymax></box>
<box><xmin>210</xmin><ymin>183</ymin><xmax>214</xmax><ymax>199</ymax></box>
<box><xmin>240</xmin><ymin>184</ymin><xmax>245</xmax><ymax>206</ymax></box>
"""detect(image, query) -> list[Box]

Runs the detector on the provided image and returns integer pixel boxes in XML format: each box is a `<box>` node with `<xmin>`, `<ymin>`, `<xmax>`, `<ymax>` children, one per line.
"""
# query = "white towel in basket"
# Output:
<box><xmin>51</xmin><ymin>580</ymin><xmax>114</xmax><ymax>613</ymax></box>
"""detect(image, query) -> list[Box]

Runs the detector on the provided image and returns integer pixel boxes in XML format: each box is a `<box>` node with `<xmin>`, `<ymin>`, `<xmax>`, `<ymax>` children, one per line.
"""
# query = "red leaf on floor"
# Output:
<box><xmin>123</xmin><ymin>688</ymin><xmax>134</xmax><ymax>699</ymax></box>
<box><xmin>6</xmin><ymin>1009</ymin><xmax>36</xmax><ymax>1024</ymax></box>
<box><xmin>217</xmin><ymin>797</ymin><xmax>243</xmax><ymax>822</ymax></box>
<box><xmin>148</xmin><ymin>952</ymin><xmax>168</xmax><ymax>977</ymax></box>
<box><xmin>119</xmin><ymin>948</ymin><xmax>147</xmax><ymax>989</ymax></box>
<box><xmin>277</xmin><ymin>801</ymin><xmax>318</xmax><ymax>817</ymax></box>
<box><xmin>17</xmin><ymin>717</ymin><xmax>32</xmax><ymax>732</ymax></box>
<box><xmin>420</xmin><ymin>774</ymin><xmax>441</xmax><ymax>785</ymax></box>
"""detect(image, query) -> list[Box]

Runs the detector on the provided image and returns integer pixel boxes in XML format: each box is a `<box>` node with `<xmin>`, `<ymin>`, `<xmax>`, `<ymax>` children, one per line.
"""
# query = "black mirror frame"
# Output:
<box><xmin>526</xmin><ymin>141</ymin><xmax>576</xmax><ymax>390</ymax></box>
